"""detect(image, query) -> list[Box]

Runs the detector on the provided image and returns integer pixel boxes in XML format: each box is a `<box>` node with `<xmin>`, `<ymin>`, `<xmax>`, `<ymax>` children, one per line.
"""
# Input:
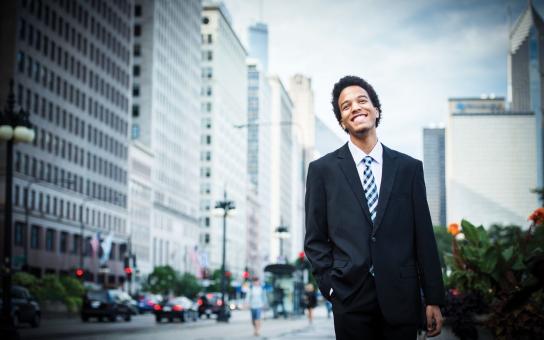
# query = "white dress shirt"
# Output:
<box><xmin>348</xmin><ymin>138</ymin><xmax>383</xmax><ymax>193</ymax></box>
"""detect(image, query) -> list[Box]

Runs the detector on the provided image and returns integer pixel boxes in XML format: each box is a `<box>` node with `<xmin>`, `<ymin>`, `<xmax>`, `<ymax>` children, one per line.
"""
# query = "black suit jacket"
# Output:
<box><xmin>304</xmin><ymin>142</ymin><xmax>445</xmax><ymax>325</ymax></box>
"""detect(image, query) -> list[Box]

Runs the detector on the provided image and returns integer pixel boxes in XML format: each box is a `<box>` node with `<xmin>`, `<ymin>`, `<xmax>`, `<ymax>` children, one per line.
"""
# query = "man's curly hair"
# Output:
<box><xmin>331</xmin><ymin>75</ymin><xmax>382</xmax><ymax>132</ymax></box>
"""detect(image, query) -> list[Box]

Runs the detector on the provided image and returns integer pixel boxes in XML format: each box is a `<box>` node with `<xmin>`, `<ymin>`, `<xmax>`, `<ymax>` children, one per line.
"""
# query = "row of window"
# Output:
<box><xmin>14</xmin><ymin>221</ymin><xmax>126</xmax><ymax>260</ymax></box>
<box><xmin>14</xmin><ymin>153</ymin><xmax>127</xmax><ymax>208</ymax></box>
<box><xmin>22</xmin><ymin>0</ymin><xmax>131</xmax><ymax>66</ymax></box>
<box><xmin>18</xmin><ymin>20</ymin><xmax>130</xmax><ymax>110</ymax></box>
<box><xmin>30</xmin><ymin>125</ymin><xmax>127</xmax><ymax>184</ymax></box>
<box><xmin>17</xmin><ymin>84</ymin><xmax>128</xmax><ymax>159</ymax></box>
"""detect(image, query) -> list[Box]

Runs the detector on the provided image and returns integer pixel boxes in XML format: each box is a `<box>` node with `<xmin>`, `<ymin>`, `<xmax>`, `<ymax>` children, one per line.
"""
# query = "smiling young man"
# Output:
<box><xmin>304</xmin><ymin>75</ymin><xmax>444</xmax><ymax>339</ymax></box>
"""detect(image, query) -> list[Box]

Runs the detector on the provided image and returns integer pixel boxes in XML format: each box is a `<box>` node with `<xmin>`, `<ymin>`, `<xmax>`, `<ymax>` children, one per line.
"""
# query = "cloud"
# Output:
<box><xmin>222</xmin><ymin>0</ymin><xmax>522</xmax><ymax>158</ymax></box>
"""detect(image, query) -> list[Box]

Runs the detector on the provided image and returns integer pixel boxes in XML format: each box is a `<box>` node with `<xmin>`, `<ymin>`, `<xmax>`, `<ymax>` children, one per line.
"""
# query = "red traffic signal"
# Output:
<box><xmin>124</xmin><ymin>266</ymin><xmax>132</xmax><ymax>275</ymax></box>
<box><xmin>242</xmin><ymin>271</ymin><xmax>249</xmax><ymax>280</ymax></box>
<box><xmin>225</xmin><ymin>271</ymin><xmax>231</xmax><ymax>278</ymax></box>
<box><xmin>298</xmin><ymin>251</ymin><xmax>305</xmax><ymax>260</ymax></box>
<box><xmin>75</xmin><ymin>268</ymin><xmax>84</xmax><ymax>278</ymax></box>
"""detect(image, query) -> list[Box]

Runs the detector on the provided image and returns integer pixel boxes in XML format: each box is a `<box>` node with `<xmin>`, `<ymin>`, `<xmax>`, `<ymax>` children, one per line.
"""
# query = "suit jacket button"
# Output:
<box><xmin>371</xmin><ymin>237</ymin><xmax>376</xmax><ymax>242</ymax></box>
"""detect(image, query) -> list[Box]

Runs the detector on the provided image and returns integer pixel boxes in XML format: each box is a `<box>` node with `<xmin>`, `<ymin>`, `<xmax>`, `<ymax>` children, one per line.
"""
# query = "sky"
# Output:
<box><xmin>221</xmin><ymin>0</ymin><xmax>541</xmax><ymax>159</ymax></box>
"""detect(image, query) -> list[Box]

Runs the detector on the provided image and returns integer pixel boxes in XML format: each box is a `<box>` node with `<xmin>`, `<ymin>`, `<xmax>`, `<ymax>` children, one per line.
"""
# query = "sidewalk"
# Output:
<box><xmin>269</xmin><ymin>306</ymin><xmax>334</xmax><ymax>340</ymax></box>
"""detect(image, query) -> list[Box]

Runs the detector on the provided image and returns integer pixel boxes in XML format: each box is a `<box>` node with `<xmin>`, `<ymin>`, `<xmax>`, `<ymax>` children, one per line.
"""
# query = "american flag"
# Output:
<box><xmin>90</xmin><ymin>232</ymin><xmax>100</xmax><ymax>257</ymax></box>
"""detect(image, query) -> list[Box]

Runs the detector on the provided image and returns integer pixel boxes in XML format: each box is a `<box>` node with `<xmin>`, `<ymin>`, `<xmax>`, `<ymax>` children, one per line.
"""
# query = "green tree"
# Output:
<box><xmin>174</xmin><ymin>273</ymin><xmax>201</xmax><ymax>298</ymax></box>
<box><xmin>208</xmin><ymin>269</ymin><xmax>233</xmax><ymax>294</ymax></box>
<box><xmin>145</xmin><ymin>265</ymin><xmax>177</xmax><ymax>295</ymax></box>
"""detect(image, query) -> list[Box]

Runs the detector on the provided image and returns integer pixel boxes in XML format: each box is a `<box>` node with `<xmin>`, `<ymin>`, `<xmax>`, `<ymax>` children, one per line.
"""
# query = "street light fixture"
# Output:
<box><xmin>274</xmin><ymin>222</ymin><xmax>290</xmax><ymax>263</ymax></box>
<box><xmin>214</xmin><ymin>190</ymin><xmax>235</xmax><ymax>322</ymax></box>
<box><xmin>0</xmin><ymin>80</ymin><xmax>35</xmax><ymax>336</ymax></box>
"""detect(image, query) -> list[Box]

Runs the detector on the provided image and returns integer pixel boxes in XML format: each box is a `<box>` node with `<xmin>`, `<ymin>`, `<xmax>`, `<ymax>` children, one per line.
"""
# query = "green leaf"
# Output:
<box><xmin>502</xmin><ymin>246</ymin><xmax>514</xmax><ymax>262</ymax></box>
<box><xmin>461</xmin><ymin>219</ymin><xmax>479</xmax><ymax>244</ymax></box>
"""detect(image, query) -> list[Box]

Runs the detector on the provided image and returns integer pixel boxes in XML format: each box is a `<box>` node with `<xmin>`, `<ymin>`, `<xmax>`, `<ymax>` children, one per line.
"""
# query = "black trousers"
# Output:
<box><xmin>331</xmin><ymin>277</ymin><xmax>417</xmax><ymax>340</ymax></box>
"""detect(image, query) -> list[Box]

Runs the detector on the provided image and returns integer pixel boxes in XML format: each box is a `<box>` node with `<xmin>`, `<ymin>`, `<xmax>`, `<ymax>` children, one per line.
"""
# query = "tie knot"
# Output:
<box><xmin>363</xmin><ymin>156</ymin><xmax>373</xmax><ymax>167</ymax></box>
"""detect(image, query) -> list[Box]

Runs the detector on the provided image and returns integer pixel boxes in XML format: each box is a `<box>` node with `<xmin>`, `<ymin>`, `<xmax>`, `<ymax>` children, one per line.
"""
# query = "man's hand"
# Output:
<box><xmin>426</xmin><ymin>305</ymin><xmax>443</xmax><ymax>337</ymax></box>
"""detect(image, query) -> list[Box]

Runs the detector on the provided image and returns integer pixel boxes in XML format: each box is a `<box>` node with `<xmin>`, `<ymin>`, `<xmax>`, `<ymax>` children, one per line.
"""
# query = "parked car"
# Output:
<box><xmin>197</xmin><ymin>292</ymin><xmax>230</xmax><ymax>318</ymax></box>
<box><xmin>154</xmin><ymin>296</ymin><xmax>198</xmax><ymax>323</ymax></box>
<box><xmin>0</xmin><ymin>285</ymin><xmax>41</xmax><ymax>328</ymax></box>
<box><xmin>137</xmin><ymin>293</ymin><xmax>161</xmax><ymax>314</ymax></box>
<box><xmin>81</xmin><ymin>289</ymin><xmax>132</xmax><ymax>322</ymax></box>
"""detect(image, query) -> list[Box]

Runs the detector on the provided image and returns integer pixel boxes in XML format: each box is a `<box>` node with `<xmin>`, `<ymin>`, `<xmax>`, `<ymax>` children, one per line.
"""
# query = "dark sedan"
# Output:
<box><xmin>81</xmin><ymin>289</ymin><xmax>132</xmax><ymax>322</ymax></box>
<box><xmin>0</xmin><ymin>285</ymin><xmax>41</xmax><ymax>328</ymax></box>
<box><xmin>154</xmin><ymin>296</ymin><xmax>198</xmax><ymax>323</ymax></box>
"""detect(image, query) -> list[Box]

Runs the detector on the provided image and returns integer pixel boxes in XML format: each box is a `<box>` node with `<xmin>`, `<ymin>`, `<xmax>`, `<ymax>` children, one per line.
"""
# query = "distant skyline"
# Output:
<box><xmin>222</xmin><ymin>0</ymin><xmax>541</xmax><ymax>159</ymax></box>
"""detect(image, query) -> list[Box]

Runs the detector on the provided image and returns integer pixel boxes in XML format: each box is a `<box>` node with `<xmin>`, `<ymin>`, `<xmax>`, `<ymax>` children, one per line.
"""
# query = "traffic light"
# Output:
<box><xmin>75</xmin><ymin>268</ymin><xmax>84</xmax><ymax>279</ymax></box>
<box><xmin>124</xmin><ymin>266</ymin><xmax>133</xmax><ymax>281</ymax></box>
<box><xmin>242</xmin><ymin>271</ymin><xmax>249</xmax><ymax>281</ymax></box>
<box><xmin>298</xmin><ymin>251</ymin><xmax>305</xmax><ymax>261</ymax></box>
<box><xmin>124</xmin><ymin>256</ymin><xmax>132</xmax><ymax>281</ymax></box>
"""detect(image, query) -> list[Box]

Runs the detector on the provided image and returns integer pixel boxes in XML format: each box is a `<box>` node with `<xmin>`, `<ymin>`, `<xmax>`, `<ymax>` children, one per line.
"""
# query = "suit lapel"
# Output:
<box><xmin>336</xmin><ymin>143</ymin><xmax>373</xmax><ymax>226</ymax></box>
<box><xmin>372</xmin><ymin>144</ymin><xmax>399</xmax><ymax>235</ymax></box>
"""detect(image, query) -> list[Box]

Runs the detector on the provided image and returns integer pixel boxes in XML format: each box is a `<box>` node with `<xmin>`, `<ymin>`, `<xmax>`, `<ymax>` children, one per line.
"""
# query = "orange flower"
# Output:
<box><xmin>528</xmin><ymin>207</ymin><xmax>544</xmax><ymax>225</ymax></box>
<box><xmin>448</xmin><ymin>223</ymin><xmax>460</xmax><ymax>236</ymax></box>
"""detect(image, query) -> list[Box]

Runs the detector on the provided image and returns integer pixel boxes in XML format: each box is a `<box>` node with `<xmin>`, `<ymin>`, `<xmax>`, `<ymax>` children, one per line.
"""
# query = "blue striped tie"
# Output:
<box><xmin>363</xmin><ymin>156</ymin><xmax>378</xmax><ymax>276</ymax></box>
<box><xmin>363</xmin><ymin>156</ymin><xmax>379</xmax><ymax>222</ymax></box>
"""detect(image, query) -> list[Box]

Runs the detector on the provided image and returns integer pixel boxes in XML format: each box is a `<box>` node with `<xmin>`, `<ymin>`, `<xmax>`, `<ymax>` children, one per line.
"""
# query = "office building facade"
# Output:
<box><xmin>423</xmin><ymin>127</ymin><xmax>446</xmax><ymax>227</ymax></box>
<box><xmin>131</xmin><ymin>0</ymin><xmax>202</xmax><ymax>274</ymax></box>
<box><xmin>0</xmin><ymin>0</ymin><xmax>133</xmax><ymax>284</ymax></box>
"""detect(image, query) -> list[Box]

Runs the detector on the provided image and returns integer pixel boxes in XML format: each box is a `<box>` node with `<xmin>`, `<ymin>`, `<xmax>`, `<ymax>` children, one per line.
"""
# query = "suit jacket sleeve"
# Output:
<box><xmin>304</xmin><ymin>162</ymin><xmax>333</xmax><ymax>298</ymax></box>
<box><xmin>413</xmin><ymin>161</ymin><xmax>445</xmax><ymax>306</ymax></box>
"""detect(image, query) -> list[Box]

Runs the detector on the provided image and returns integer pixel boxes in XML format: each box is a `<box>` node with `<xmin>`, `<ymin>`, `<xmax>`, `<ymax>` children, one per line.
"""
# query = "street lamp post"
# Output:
<box><xmin>0</xmin><ymin>80</ymin><xmax>35</xmax><ymax>336</ymax></box>
<box><xmin>214</xmin><ymin>190</ymin><xmax>235</xmax><ymax>322</ymax></box>
<box><xmin>275</xmin><ymin>222</ymin><xmax>290</xmax><ymax>263</ymax></box>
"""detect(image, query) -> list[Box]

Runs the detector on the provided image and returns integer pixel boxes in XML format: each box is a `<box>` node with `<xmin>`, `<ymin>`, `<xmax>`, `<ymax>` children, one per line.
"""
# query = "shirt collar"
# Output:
<box><xmin>348</xmin><ymin>138</ymin><xmax>383</xmax><ymax>165</ymax></box>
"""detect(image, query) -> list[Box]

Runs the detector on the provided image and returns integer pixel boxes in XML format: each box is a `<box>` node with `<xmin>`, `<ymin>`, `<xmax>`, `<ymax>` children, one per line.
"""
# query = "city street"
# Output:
<box><xmin>18</xmin><ymin>306</ymin><xmax>335</xmax><ymax>340</ymax></box>
<box><xmin>17</xmin><ymin>305</ymin><xmax>469</xmax><ymax>340</ymax></box>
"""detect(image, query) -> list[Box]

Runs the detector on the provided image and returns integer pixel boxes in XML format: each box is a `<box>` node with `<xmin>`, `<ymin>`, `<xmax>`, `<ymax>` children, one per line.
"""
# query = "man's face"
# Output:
<box><xmin>338</xmin><ymin>85</ymin><xmax>379</xmax><ymax>136</ymax></box>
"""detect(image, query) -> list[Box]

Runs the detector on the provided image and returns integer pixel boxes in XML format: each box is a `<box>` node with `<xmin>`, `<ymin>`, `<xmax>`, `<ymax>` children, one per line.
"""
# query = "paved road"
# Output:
<box><xmin>18</xmin><ymin>305</ymin><xmax>468</xmax><ymax>340</ymax></box>
<box><xmin>18</xmin><ymin>307</ymin><xmax>334</xmax><ymax>340</ymax></box>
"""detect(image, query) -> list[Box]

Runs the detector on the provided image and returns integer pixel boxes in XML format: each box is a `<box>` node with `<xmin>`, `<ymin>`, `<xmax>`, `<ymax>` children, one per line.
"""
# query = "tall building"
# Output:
<box><xmin>287</xmin><ymin>74</ymin><xmax>315</xmax><ymax>260</ymax></box>
<box><xmin>128</xmin><ymin>141</ymin><xmax>153</xmax><ymax>287</ymax></box>
<box><xmin>248</xmin><ymin>22</ymin><xmax>268</xmax><ymax>73</ymax></box>
<box><xmin>246</xmin><ymin>59</ymin><xmax>272</xmax><ymax>275</ymax></box>
<box><xmin>446</xmin><ymin>98</ymin><xmax>538</xmax><ymax>228</ymax></box>
<box><xmin>200</xmin><ymin>3</ymin><xmax>248</xmax><ymax>277</ymax></box>
<box><xmin>314</xmin><ymin>116</ymin><xmax>344</xmax><ymax>158</ymax></box>
<box><xmin>0</xmin><ymin>0</ymin><xmax>133</xmax><ymax>284</ymax></box>
<box><xmin>131</xmin><ymin>0</ymin><xmax>202</xmax><ymax>274</ymax></box>
<box><xmin>508</xmin><ymin>2</ymin><xmax>544</xmax><ymax>188</ymax></box>
<box><xmin>268</xmin><ymin>75</ymin><xmax>295</xmax><ymax>263</ymax></box>
<box><xmin>423</xmin><ymin>127</ymin><xmax>446</xmax><ymax>227</ymax></box>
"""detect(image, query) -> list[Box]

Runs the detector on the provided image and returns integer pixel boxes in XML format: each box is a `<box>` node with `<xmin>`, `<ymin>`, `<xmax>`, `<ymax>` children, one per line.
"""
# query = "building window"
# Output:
<box><xmin>133</xmin><ymin>65</ymin><xmax>140</xmax><ymax>77</ymax></box>
<box><xmin>45</xmin><ymin>229</ymin><xmax>55</xmax><ymax>251</ymax></box>
<box><xmin>14</xmin><ymin>222</ymin><xmax>25</xmax><ymax>246</ymax></box>
<box><xmin>131</xmin><ymin>124</ymin><xmax>139</xmax><ymax>139</ymax></box>
<box><xmin>132</xmin><ymin>105</ymin><xmax>139</xmax><ymax>117</ymax></box>
<box><xmin>30</xmin><ymin>225</ymin><xmax>41</xmax><ymax>249</ymax></box>
<box><xmin>60</xmin><ymin>232</ymin><xmax>68</xmax><ymax>253</ymax></box>
<box><xmin>135</xmin><ymin>5</ymin><xmax>142</xmax><ymax>17</ymax></box>
<box><xmin>132</xmin><ymin>85</ymin><xmax>140</xmax><ymax>97</ymax></box>
<box><xmin>133</xmin><ymin>44</ymin><xmax>141</xmax><ymax>57</ymax></box>
<box><xmin>134</xmin><ymin>24</ymin><xmax>141</xmax><ymax>36</ymax></box>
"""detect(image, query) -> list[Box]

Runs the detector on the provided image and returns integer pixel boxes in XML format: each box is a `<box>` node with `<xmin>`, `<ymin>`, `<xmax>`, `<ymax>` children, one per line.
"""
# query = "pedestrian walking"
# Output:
<box><xmin>303</xmin><ymin>283</ymin><xmax>317</xmax><ymax>324</ymax></box>
<box><xmin>304</xmin><ymin>75</ymin><xmax>444</xmax><ymax>339</ymax></box>
<box><xmin>246</xmin><ymin>277</ymin><xmax>266</xmax><ymax>336</ymax></box>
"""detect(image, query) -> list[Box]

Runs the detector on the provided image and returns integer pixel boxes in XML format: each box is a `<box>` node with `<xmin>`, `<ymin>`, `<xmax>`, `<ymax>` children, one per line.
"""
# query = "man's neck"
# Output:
<box><xmin>350</xmin><ymin>129</ymin><xmax>378</xmax><ymax>154</ymax></box>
